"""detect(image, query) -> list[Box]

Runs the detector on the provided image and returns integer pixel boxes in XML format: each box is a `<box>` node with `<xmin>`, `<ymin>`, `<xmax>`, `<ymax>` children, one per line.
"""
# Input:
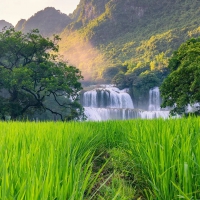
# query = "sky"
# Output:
<box><xmin>0</xmin><ymin>0</ymin><xmax>80</xmax><ymax>26</ymax></box>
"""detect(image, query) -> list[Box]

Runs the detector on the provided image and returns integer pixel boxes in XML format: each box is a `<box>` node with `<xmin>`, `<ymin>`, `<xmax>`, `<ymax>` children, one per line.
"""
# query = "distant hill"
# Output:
<box><xmin>15</xmin><ymin>7</ymin><xmax>72</xmax><ymax>37</ymax></box>
<box><xmin>15</xmin><ymin>19</ymin><xmax>26</xmax><ymax>31</ymax></box>
<box><xmin>0</xmin><ymin>20</ymin><xmax>13</xmax><ymax>31</ymax></box>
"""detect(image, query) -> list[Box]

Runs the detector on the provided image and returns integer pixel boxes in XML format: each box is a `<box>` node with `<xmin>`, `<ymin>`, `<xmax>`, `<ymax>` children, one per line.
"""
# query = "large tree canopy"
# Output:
<box><xmin>0</xmin><ymin>28</ymin><xmax>84</xmax><ymax>121</ymax></box>
<box><xmin>160</xmin><ymin>37</ymin><xmax>200</xmax><ymax>115</ymax></box>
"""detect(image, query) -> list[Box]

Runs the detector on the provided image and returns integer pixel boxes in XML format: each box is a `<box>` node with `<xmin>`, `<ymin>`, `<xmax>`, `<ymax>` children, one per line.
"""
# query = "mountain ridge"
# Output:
<box><xmin>15</xmin><ymin>7</ymin><xmax>72</xmax><ymax>37</ymax></box>
<box><xmin>0</xmin><ymin>20</ymin><xmax>13</xmax><ymax>30</ymax></box>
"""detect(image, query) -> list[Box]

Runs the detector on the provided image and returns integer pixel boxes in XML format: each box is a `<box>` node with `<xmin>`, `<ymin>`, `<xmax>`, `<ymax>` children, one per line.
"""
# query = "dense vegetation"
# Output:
<box><xmin>58</xmin><ymin>0</ymin><xmax>200</xmax><ymax>100</ymax></box>
<box><xmin>0</xmin><ymin>28</ymin><xmax>83</xmax><ymax>121</ymax></box>
<box><xmin>2</xmin><ymin>0</ymin><xmax>200</xmax><ymax>111</ymax></box>
<box><xmin>7</xmin><ymin>0</ymin><xmax>200</xmax><ymax>99</ymax></box>
<box><xmin>0</xmin><ymin>118</ymin><xmax>200</xmax><ymax>199</ymax></box>
<box><xmin>161</xmin><ymin>37</ymin><xmax>200</xmax><ymax>115</ymax></box>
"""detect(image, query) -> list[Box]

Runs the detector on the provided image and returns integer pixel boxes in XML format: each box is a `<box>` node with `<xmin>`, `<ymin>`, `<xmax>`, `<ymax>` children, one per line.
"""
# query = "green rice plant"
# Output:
<box><xmin>0</xmin><ymin>118</ymin><xmax>200</xmax><ymax>199</ymax></box>
<box><xmin>126</xmin><ymin>118</ymin><xmax>200</xmax><ymax>199</ymax></box>
<box><xmin>77</xmin><ymin>118</ymin><xmax>200</xmax><ymax>199</ymax></box>
<box><xmin>88</xmin><ymin>148</ymin><xmax>136</xmax><ymax>200</ymax></box>
<box><xmin>0</xmin><ymin>122</ymin><xmax>102</xmax><ymax>199</ymax></box>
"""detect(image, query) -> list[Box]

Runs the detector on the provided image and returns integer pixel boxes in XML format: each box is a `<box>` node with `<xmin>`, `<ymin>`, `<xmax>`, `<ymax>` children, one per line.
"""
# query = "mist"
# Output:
<box><xmin>59</xmin><ymin>31</ymin><xmax>111</xmax><ymax>81</ymax></box>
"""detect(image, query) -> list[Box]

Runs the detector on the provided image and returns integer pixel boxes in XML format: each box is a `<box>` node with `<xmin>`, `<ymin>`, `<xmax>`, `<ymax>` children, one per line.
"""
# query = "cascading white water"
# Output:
<box><xmin>83</xmin><ymin>86</ymin><xmax>134</xmax><ymax>109</ymax></box>
<box><xmin>144</xmin><ymin>86</ymin><xmax>170</xmax><ymax>119</ymax></box>
<box><xmin>140</xmin><ymin>111</ymin><xmax>169</xmax><ymax>119</ymax></box>
<box><xmin>148</xmin><ymin>87</ymin><xmax>161</xmax><ymax>111</ymax></box>
<box><xmin>83</xmin><ymin>85</ymin><xmax>136</xmax><ymax>120</ymax></box>
<box><xmin>84</xmin><ymin>108</ymin><xmax>140</xmax><ymax>121</ymax></box>
<box><xmin>82</xmin><ymin>85</ymin><xmax>170</xmax><ymax>121</ymax></box>
<box><xmin>186</xmin><ymin>103</ymin><xmax>200</xmax><ymax>113</ymax></box>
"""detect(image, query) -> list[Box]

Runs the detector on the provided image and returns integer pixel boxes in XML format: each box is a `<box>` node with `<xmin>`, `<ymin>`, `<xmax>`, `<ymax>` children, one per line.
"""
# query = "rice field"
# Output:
<box><xmin>0</xmin><ymin>118</ymin><xmax>200</xmax><ymax>199</ymax></box>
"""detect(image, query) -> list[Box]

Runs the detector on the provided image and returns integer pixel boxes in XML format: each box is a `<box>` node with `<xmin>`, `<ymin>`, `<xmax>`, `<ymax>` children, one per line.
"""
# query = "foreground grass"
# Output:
<box><xmin>0</xmin><ymin>118</ymin><xmax>200</xmax><ymax>199</ymax></box>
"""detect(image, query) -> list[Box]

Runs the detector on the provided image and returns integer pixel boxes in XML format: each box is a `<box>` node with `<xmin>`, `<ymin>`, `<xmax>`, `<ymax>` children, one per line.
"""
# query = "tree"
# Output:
<box><xmin>102</xmin><ymin>66</ymin><xmax>119</xmax><ymax>83</ymax></box>
<box><xmin>0</xmin><ymin>27</ymin><xmax>84</xmax><ymax>121</ymax></box>
<box><xmin>160</xmin><ymin>37</ymin><xmax>200</xmax><ymax>115</ymax></box>
<box><xmin>112</xmin><ymin>71</ymin><xmax>127</xmax><ymax>89</ymax></box>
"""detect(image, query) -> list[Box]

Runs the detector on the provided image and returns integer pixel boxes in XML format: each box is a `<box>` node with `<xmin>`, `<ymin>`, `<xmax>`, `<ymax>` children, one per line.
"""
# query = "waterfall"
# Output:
<box><xmin>140</xmin><ymin>111</ymin><xmax>169</xmax><ymax>119</ymax></box>
<box><xmin>82</xmin><ymin>85</ymin><xmax>136</xmax><ymax>120</ymax></box>
<box><xmin>148</xmin><ymin>87</ymin><xmax>161</xmax><ymax>111</ymax></box>
<box><xmin>82</xmin><ymin>85</ymin><xmax>170</xmax><ymax>121</ymax></box>
<box><xmin>84</xmin><ymin>108</ymin><xmax>140</xmax><ymax>121</ymax></box>
<box><xmin>186</xmin><ymin>103</ymin><xmax>200</xmax><ymax>113</ymax></box>
<box><xmin>83</xmin><ymin>86</ymin><xmax>134</xmax><ymax>109</ymax></box>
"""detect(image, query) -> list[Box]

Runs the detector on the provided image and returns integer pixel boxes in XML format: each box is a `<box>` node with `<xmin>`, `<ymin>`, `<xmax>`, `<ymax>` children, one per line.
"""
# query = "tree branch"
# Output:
<box><xmin>45</xmin><ymin>107</ymin><xmax>63</xmax><ymax>121</ymax></box>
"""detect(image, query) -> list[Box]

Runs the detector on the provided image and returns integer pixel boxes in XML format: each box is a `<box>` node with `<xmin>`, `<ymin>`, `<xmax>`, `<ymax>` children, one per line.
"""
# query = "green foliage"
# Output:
<box><xmin>112</xmin><ymin>61</ymin><xmax>168</xmax><ymax>101</ymax></box>
<box><xmin>160</xmin><ymin>37</ymin><xmax>200</xmax><ymax>115</ymax></box>
<box><xmin>112</xmin><ymin>72</ymin><xmax>127</xmax><ymax>89</ymax></box>
<box><xmin>58</xmin><ymin>0</ymin><xmax>200</xmax><ymax>85</ymax></box>
<box><xmin>102</xmin><ymin>66</ymin><xmax>120</xmax><ymax>83</ymax></box>
<box><xmin>0</xmin><ymin>28</ymin><xmax>84</xmax><ymax>120</ymax></box>
<box><xmin>133</xmin><ymin>71</ymin><xmax>160</xmax><ymax>94</ymax></box>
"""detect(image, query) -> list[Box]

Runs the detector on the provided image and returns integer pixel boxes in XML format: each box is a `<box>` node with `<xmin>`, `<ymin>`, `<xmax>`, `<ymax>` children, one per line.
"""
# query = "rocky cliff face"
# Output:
<box><xmin>15</xmin><ymin>7</ymin><xmax>72</xmax><ymax>37</ymax></box>
<box><xmin>68</xmin><ymin>0</ymin><xmax>154</xmax><ymax>44</ymax></box>
<box><xmin>0</xmin><ymin>20</ymin><xmax>13</xmax><ymax>31</ymax></box>
<box><xmin>70</xmin><ymin>0</ymin><xmax>110</xmax><ymax>24</ymax></box>
<box><xmin>69</xmin><ymin>0</ymin><xmax>183</xmax><ymax>34</ymax></box>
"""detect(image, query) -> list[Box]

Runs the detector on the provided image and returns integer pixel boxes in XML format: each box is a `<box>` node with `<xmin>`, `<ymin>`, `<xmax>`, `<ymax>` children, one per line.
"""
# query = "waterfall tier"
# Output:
<box><xmin>83</xmin><ymin>86</ymin><xmax>134</xmax><ymax>109</ymax></box>
<box><xmin>84</xmin><ymin>107</ymin><xmax>169</xmax><ymax>121</ymax></box>
<box><xmin>149</xmin><ymin>87</ymin><xmax>161</xmax><ymax>111</ymax></box>
<box><xmin>82</xmin><ymin>85</ymin><xmax>170</xmax><ymax>121</ymax></box>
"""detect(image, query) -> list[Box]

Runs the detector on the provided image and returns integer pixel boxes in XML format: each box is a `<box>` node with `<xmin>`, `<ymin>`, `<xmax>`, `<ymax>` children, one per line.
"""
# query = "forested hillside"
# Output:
<box><xmin>3</xmin><ymin>0</ymin><xmax>200</xmax><ymax>101</ymax></box>
<box><xmin>58</xmin><ymin>0</ymin><xmax>200</xmax><ymax>99</ymax></box>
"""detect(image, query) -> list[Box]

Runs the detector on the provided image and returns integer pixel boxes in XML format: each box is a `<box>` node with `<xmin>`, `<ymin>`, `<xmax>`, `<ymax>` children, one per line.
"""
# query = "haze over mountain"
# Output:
<box><xmin>15</xmin><ymin>7</ymin><xmax>72</xmax><ymax>37</ymax></box>
<box><xmin>0</xmin><ymin>20</ymin><xmax>13</xmax><ymax>30</ymax></box>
